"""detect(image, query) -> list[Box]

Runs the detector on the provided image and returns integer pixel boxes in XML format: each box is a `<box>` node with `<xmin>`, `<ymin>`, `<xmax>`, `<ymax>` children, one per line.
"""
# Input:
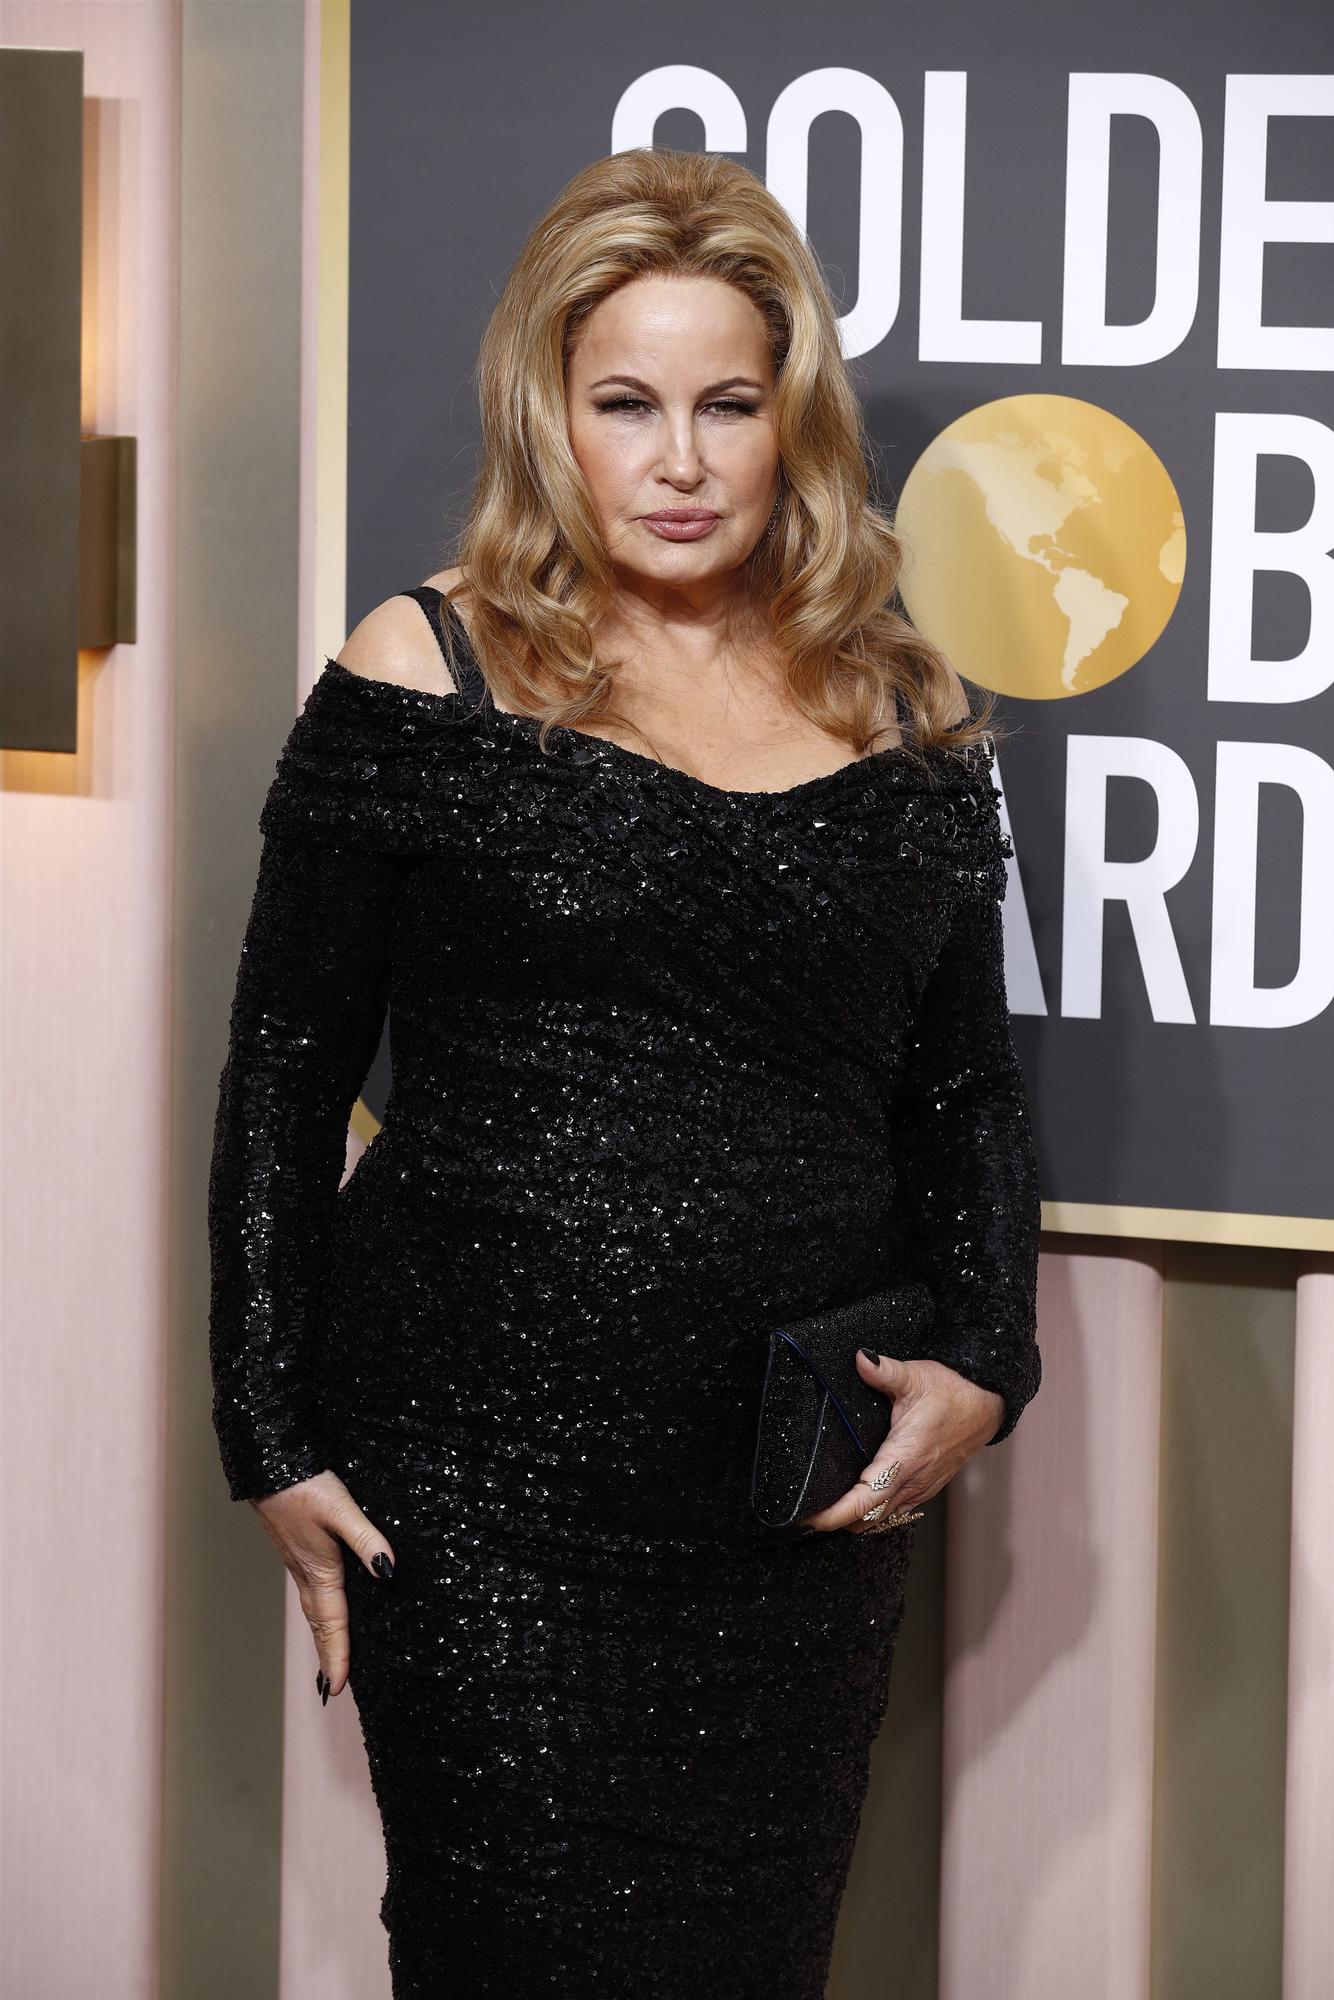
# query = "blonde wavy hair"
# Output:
<box><xmin>431</xmin><ymin>146</ymin><xmax>1001</xmax><ymax>766</ymax></box>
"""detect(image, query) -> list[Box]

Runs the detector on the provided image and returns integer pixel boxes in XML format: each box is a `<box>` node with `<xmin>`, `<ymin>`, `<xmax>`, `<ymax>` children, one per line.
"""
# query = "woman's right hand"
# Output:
<box><xmin>249</xmin><ymin>1469</ymin><xmax>396</xmax><ymax>1702</ymax></box>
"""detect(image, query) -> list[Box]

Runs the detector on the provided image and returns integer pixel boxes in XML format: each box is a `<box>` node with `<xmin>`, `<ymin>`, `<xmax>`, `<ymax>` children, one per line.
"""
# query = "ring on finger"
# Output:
<box><xmin>863</xmin><ymin>1460</ymin><xmax>902</xmax><ymax>1495</ymax></box>
<box><xmin>865</xmin><ymin>1506</ymin><xmax>925</xmax><ymax>1535</ymax></box>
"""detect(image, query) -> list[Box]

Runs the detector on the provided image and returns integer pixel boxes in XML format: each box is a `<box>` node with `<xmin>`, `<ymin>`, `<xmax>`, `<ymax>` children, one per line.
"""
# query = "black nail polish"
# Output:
<box><xmin>860</xmin><ymin>1348</ymin><xmax>880</xmax><ymax>1365</ymax></box>
<box><xmin>321</xmin><ymin>1676</ymin><xmax>330</xmax><ymax>1707</ymax></box>
<box><xmin>371</xmin><ymin>1552</ymin><xmax>394</xmax><ymax>1582</ymax></box>
<box><xmin>315</xmin><ymin>1670</ymin><xmax>326</xmax><ymax>1699</ymax></box>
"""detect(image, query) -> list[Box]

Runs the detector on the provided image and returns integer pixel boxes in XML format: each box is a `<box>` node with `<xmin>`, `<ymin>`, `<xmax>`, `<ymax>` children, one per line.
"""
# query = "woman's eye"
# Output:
<box><xmin>593</xmin><ymin>397</ymin><xmax>760</xmax><ymax>418</ymax></box>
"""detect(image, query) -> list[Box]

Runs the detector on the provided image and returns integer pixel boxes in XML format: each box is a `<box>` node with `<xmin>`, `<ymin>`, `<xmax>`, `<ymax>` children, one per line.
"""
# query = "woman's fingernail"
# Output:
<box><xmin>315</xmin><ymin>1670</ymin><xmax>327</xmax><ymax>1701</ymax></box>
<box><xmin>321</xmin><ymin>1676</ymin><xmax>330</xmax><ymax>1707</ymax></box>
<box><xmin>860</xmin><ymin>1348</ymin><xmax>880</xmax><ymax>1365</ymax></box>
<box><xmin>371</xmin><ymin>1552</ymin><xmax>394</xmax><ymax>1582</ymax></box>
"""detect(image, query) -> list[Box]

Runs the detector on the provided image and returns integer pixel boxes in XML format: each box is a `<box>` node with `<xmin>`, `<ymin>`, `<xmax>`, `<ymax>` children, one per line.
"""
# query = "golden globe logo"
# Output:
<box><xmin>898</xmin><ymin>394</ymin><xmax>1331</xmax><ymax>1034</ymax></box>
<box><xmin>896</xmin><ymin>394</ymin><xmax>1185</xmax><ymax>701</ymax></box>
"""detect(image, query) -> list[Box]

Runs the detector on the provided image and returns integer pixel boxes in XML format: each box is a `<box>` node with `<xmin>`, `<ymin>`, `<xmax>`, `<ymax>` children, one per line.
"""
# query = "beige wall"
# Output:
<box><xmin>1</xmin><ymin>4</ymin><xmax>180</xmax><ymax>1996</ymax></box>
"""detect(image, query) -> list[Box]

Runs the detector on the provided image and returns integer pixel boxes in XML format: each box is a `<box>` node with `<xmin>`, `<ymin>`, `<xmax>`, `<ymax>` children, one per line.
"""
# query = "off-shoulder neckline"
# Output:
<box><xmin>320</xmin><ymin>625</ymin><xmax>991</xmax><ymax>804</ymax></box>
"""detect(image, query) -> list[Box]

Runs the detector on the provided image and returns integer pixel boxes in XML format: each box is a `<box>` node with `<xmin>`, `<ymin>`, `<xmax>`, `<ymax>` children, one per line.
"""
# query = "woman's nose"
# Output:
<box><xmin>658</xmin><ymin>420</ymin><xmax>704</xmax><ymax>479</ymax></box>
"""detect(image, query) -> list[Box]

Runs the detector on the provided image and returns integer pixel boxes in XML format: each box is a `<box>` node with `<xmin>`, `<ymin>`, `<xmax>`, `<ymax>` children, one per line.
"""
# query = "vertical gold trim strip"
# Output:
<box><xmin>317</xmin><ymin>0</ymin><xmax>351</xmax><ymax>668</ymax></box>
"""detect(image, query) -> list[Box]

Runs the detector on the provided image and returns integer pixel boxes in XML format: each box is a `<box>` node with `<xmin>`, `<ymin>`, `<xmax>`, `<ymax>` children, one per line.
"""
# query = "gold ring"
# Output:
<box><xmin>864</xmin><ymin>1506</ymin><xmax>925</xmax><ymax>1535</ymax></box>
<box><xmin>864</xmin><ymin>1461</ymin><xmax>902</xmax><ymax>1495</ymax></box>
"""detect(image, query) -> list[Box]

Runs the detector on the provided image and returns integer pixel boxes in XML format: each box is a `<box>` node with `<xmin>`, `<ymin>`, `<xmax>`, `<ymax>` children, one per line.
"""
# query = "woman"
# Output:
<box><xmin>208</xmin><ymin>147</ymin><xmax>1041</xmax><ymax>1997</ymax></box>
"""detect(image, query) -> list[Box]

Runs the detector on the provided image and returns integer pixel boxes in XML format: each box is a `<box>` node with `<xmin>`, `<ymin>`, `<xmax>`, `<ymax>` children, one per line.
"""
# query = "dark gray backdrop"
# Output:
<box><xmin>347</xmin><ymin>2</ymin><xmax>1333</xmax><ymax>1236</ymax></box>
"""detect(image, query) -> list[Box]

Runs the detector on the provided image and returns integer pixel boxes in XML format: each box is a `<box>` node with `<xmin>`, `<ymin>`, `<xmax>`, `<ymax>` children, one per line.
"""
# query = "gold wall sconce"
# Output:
<box><xmin>0</xmin><ymin>46</ymin><xmax>137</xmax><ymax>753</ymax></box>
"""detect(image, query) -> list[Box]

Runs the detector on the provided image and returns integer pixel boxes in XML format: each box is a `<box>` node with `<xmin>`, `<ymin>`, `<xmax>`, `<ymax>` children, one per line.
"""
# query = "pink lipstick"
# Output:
<box><xmin>640</xmin><ymin>510</ymin><xmax>720</xmax><ymax>542</ymax></box>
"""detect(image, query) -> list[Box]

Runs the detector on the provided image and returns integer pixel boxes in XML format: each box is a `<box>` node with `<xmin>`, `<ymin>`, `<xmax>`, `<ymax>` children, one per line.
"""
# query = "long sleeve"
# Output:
<box><xmin>887</xmin><ymin>779</ymin><xmax>1042</xmax><ymax>1445</ymax></box>
<box><xmin>206</xmin><ymin>665</ymin><xmax>433</xmax><ymax>1502</ymax></box>
<box><xmin>207</xmin><ymin>825</ymin><xmax>406</xmax><ymax>1500</ymax></box>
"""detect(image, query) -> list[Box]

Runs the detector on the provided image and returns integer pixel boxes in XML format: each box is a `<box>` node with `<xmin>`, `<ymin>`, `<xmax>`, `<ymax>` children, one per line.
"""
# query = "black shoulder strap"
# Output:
<box><xmin>398</xmin><ymin>585</ymin><xmax>488</xmax><ymax>707</ymax></box>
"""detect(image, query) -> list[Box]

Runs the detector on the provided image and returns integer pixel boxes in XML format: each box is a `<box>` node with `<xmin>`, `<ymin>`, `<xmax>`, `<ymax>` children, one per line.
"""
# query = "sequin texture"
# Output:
<box><xmin>207</xmin><ymin>584</ymin><xmax>1042</xmax><ymax>1996</ymax></box>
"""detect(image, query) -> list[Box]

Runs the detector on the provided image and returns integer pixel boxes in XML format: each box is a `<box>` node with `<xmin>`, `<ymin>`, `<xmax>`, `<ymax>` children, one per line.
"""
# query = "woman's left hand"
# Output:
<box><xmin>796</xmin><ymin>1352</ymin><xmax>1005</xmax><ymax>1534</ymax></box>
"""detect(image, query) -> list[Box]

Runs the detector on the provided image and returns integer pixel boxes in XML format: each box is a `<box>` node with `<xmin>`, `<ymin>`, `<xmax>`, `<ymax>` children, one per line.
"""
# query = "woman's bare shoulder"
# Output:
<box><xmin>335</xmin><ymin>589</ymin><xmax>459</xmax><ymax>698</ymax></box>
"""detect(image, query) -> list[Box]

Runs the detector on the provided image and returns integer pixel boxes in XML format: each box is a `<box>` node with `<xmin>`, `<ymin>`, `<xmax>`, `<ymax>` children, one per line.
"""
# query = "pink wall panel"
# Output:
<box><xmin>0</xmin><ymin>5</ymin><xmax>180</xmax><ymax>1997</ymax></box>
<box><xmin>1282</xmin><ymin>1261</ymin><xmax>1334</xmax><ymax>2000</ymax></box>
<box><xmin>938</xmin><ymin>1244</ymin><xmax>1163</xmax><ymax>2000</ymax></box>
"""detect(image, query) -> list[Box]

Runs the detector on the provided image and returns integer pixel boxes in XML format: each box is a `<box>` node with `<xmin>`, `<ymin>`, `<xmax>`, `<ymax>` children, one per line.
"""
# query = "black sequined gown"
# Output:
<box><xmin>208</xmin><ymin>583</ymin><xmax>1042</xmax><ymax>1998</ymax></box>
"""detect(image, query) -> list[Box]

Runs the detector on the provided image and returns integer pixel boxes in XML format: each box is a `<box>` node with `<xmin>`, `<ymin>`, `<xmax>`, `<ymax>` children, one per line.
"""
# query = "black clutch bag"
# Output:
<box><xmin>750</xmin><ymin>1282</ymin><xmax>936</xmax><ymax>1530</ymax></box>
